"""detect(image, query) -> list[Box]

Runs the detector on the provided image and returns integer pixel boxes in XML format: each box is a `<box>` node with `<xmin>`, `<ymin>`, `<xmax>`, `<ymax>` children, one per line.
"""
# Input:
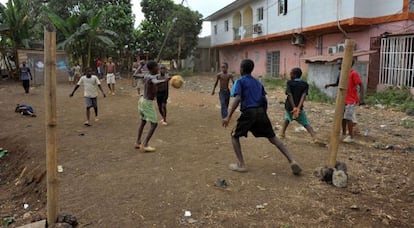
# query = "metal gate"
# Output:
<box><xmin>379</xmin><ymin>35</ymin><xmax>414</xmax><ymax>87</ymax></box>
<box><xmin>266</xmin><ymin>51</ymin><xmax>280</xmax><ymax>77</ymax></box>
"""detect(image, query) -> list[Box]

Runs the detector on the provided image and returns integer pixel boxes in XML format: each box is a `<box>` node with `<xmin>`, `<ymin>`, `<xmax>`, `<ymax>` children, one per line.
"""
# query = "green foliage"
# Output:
<box><xmin>101</xmin><ymin>3</ymin><xmax>135</xmax><ymax>49</ymax></box>
<box><xmin>179</xmin><ymin>68</ymin><xmax>193</xmax><ymax>77</ymax></box>
<box><xmin>137</xmin><ymin>0</ymin><xmax>203</xmax><ymax>61</ymax></box>
<box><xmin>0</xmin><ymin>0</ymin><xmax>36</xmax><ymax>48</ymax></box>
<box><xmin>49</xmin><ymin>9</ymin><xmax>117</xmax><ymax>67</ymax></box>
<box><xmin>0</xmin><ymin>0</ymin><xmax>135</xmax><ymax>69</ymax></box>
<box><xmin>365</xmin><ymin>87</ymin><xmax>414</xmax><ymax>112</ymax></box>
<box><xmin>2</xmin><ymin>216</ymin><xmax>14</xmax><ymax>227</ymax></box>
<box><xmin>307</xmin><ymin>82</ymin><xmax>334</xmax><ymax>103</ymax></box>
<box><xmin>280</xmin><ymin>224</ymin><xmax>291</xmax><ymax>228</ymax></box>
<box><xmin>261</xmin><ymin>77</ymin><xmax>286</xmax><ymax>90</ymax></box>
<box><xmin>401</xmin><ymin>119</ymin><xmax>414</xmax><ymax>129</ymax></box>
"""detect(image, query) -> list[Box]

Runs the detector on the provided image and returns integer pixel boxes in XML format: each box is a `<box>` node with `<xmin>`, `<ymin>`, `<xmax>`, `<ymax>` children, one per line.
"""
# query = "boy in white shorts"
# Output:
<box><xmin>105</xmin><ymin>57</ymin><xmax>116</xmax><ymax>95</ymax></box>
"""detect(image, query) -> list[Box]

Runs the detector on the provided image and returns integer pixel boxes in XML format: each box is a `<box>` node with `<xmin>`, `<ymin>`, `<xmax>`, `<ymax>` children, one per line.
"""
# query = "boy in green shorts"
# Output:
<box><xmin>135</xmin><ymin>61</ymin><xmax>170</xmax><ymax>152</ymax></box>
<box><xmin>280</xmin><ymin>67</ymin><xmax>317</xmax><ymax>141</ymax></box>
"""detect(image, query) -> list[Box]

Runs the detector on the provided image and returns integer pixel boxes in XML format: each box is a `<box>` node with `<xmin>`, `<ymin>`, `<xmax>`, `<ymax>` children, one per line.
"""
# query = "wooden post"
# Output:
<box><xmin>44</xmin><ymin>24</ymin><xmax>58</xmax><ymax>226</ymax></box>
<box><xmin>327</xmin><ymin>39</ymin><xmax>355</xmax><ymax>168</ymax></box>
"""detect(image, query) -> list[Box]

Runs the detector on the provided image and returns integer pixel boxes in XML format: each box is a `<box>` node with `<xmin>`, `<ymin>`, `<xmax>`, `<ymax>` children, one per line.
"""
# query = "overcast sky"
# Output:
<box><xmin>0</xmin><ymin>0</ymin><xmax>234</xmax><ymax>37</ymax></box>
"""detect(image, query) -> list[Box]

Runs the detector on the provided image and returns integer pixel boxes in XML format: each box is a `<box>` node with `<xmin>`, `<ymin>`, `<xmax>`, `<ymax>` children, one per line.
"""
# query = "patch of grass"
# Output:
<box><xmin>401</xmin><ymin>119</ymin><xmax>414</xmax><ymax>129</ymax></box>
<box><xmin>365</xmin><ymin>87</ymin><xmax>414</xmax><ymax>112</ymax></box>
<box><xmin>261</xmin><ymin>76</ymin><xmax>286</xmax><ymax>90</ymax></box>
<box><xmin>178</xmin><ymin>68</ymin><xmax>193</xmax><ymax>77</ymax></box>
<box><xmin>280</xmin><ymin>224</ymin><xmax>291</xmax><ymax>228</ymax></box>
<box><xmin>308</xmin><ymin>82</ymin><xmax>334</xmax><ymax>103</ymax></box>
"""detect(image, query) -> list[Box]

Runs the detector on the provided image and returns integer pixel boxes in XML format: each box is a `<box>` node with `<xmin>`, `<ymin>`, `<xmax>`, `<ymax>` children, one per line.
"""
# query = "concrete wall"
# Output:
<box><xmin>308</xmin><ymin>62</ymin><xmax>368</xmax><ymax>98</ymax></box>
<box><xmin>210</xmin><ymin>0</ymin><xmax>406</xmax><ymax>47</ymax></box>
<box><xmin>17</xmin><ymin>50</ymin><xmax>69</xmax><ymax>84</ymax></box>
<box><xmin>219</xmin><ymin>38</ymin><xmax>309</xmax><ymax>77</ymax></box>
<box><xmin>217</xmin><ymin>20</ymin><xmax>413</xmax><ymax>78</ymax></box>
<box><xmin>355</xmin><ymin>0</ymin><xmax>404</xmax><ymax>18</ymax></box>
<box><xmin>211</xmin><ymin>13</ymin><xmax>235</xmax><ymax>46</ymax></box>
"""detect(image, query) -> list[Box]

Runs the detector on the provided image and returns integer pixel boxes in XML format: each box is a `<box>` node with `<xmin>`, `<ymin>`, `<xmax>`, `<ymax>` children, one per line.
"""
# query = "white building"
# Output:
<box><xmin>206</xmin><ymin>0</ymin><xmax>414</xmax><ymax>89</ymax></box>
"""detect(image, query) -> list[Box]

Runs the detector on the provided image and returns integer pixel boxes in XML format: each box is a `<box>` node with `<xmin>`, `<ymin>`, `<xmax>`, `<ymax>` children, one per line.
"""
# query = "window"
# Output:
<box><xmin>214</xmin><ymin>25</ymin><xmax>217</xmax><ymax>35</ymax></box>
<box><xmin>278</xmin><ymin>0</ymin><xmax>288</xmax><ymax>15</ymax></box>
<box><xmin>266</xmin><ymin>51</ymin><xmax>280</xmax><ymax>77</ymax></box>
<box><xmin>224</xmin><ymin>20</ymin><xmax>229</xmax><ymax>32</ymax></box>
<box><xmin>258</xmin><ymin>7</ymin><xmax>264</xmax><ymax>21</ymax></box>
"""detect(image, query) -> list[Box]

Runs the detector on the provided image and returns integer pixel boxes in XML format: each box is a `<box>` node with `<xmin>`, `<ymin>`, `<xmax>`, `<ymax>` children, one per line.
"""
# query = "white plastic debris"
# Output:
<box><xmin>256</xmin><ymin>205</ymin><xmax>265</xmax><ymax>209</ymax></box>
<box><xmin>294</xmin><ymin>126</ymin><xmax>307</xmax><ymax>132</ymax></box>
<box><xmin>24</xmin><ymin>203</ymin><xmax>29</xmax><ymax>209</ymax></box>
<box><xmin>184</xmin><ymin>211</ymin><xmax>191</xmax><ymax>217</ymax></box>
<box><xmin>57</xmin><ymin>165</ymin><xmax>63</xmax><ymax>173</ymax></box>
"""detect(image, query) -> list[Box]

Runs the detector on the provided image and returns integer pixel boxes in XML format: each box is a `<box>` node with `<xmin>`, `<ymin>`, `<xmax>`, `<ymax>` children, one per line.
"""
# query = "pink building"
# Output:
<box><xmin>206</xmin><ymin>0</ymin><xmax>414</xmax><ymax>90</ymax></box>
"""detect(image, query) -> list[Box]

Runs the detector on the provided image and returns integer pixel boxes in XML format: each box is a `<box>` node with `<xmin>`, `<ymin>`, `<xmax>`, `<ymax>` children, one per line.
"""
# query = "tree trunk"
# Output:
<box><xmin>87</xmin><ymin>41</ymin><xmax>92</xmax><ymax>67</ymax></box>
<box><xmin>177</xmin><ymin>35</ymin><xmax>183</xmax><ymax>70</ymax></box>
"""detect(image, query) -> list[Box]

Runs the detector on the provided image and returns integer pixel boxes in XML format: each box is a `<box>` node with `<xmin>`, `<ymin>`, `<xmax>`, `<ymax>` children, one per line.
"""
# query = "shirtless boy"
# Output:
<box><xmin>212</xmin><ymin>62</ymin><xmax>234</xmax><ymax>119</ymax></box>
<box><xmin>105</xmin><ymin>57</ymin><xmax>117</xmax><ymax>95</ymax></box>
<box><xmin>135</xmin><ymin>61</ymin><xmax>170</xmax><ymax>152</ymax></box>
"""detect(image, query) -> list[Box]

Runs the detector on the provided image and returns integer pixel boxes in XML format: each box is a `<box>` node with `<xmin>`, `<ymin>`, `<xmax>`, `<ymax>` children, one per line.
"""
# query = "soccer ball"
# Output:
<box><xmin>171</xmin><ymin>75</ymin><xmax>184</xmax><ymax>89</ymax></box>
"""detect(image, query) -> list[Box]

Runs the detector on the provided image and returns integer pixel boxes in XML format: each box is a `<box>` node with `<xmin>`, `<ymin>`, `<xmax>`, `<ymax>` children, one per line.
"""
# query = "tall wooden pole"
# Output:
<box><xmin>327</xmin><ymin>39</ymin><xmax>354</xmax><ymax>168</ymax></box>
<box><xmin>44</xmin><ymin>24</ymin><xmax>58</xmax><ymax>226</ymax></box>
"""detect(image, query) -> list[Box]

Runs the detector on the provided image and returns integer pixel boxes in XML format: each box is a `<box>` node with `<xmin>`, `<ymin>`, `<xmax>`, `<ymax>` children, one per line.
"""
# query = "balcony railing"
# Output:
<box><xmin>233</xmin><ymin>25</ymin><xmax>254</xmax><ymax>41</ymax></box>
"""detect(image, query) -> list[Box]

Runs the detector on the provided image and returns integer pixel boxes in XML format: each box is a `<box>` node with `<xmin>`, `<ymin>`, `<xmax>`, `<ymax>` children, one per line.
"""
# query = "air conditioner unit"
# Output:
<box><xmin>253</xmin><ymin>24</ymin><xmax>263</xmax><ymax>34</ymax></box>
<box><xmin>291</xmin><ymin>34</ymin><xmax>305</xmax><ymax>46</ymax></box>
<box><xmin>328</xmin><ymin>46</ymin><xmax>337</xmax><ymax>55</ymax></box>
<box><xmin>337</xmin><ymin>43</ymin><xmax>345</xmax><ymax>52</ymax></box>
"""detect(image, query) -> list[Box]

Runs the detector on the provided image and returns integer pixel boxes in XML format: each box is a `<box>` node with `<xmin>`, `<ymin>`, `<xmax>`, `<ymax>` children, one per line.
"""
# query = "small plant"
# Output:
<box><xmin>2</xmin><ymin>216</ymin><xmax>14</xmax><ymax>227</ymax></box>
<box><xmin>365</xmin><ymin>87</ymin><xmax>414</xmax><ymax>112</ymax></box>
<box><xmin>401</xmin><ymin>119</ymin><xmax>414</xmax><ymax>129</ymax></box>
<box><xmin>261</xmin><ymin>76</ymin><xmax>286</xmax><ymax>90</ymax></box>
<box><xmin>280</xmin><ymin>224</ymin><xmax>291</xmax><ymax>228</ymax></box>
<box><xmin>179</xmin><ymin>68</ymin><xmax>193</xmax><ymax>77</ymax></box>
<box><xmin>307</xmin><ymin>82</ymin><xmax>334</xmax><ymax>103</ymax></box>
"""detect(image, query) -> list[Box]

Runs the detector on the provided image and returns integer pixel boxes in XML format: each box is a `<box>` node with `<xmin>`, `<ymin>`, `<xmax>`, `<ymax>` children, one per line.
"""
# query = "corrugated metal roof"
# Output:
<box><xmin>302</xmin><ymin>50</ymin><xmax>377</xmax><ymax>63</ymax></box>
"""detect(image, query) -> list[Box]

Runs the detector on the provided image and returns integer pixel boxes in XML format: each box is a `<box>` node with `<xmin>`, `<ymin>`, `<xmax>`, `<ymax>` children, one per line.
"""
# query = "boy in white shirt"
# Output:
<box><xmin>70</xmin><ymin>68</ymin><xmax>106</xmax><ymax>126</ymax></box>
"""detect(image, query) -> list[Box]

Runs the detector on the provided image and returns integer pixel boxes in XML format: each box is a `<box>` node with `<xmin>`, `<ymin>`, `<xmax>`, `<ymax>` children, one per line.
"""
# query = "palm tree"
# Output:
<box><xmin>49</xmin><ymin>10</ymin><xmax>117</xmax><ymax>67</ymax></box>
<box><xmin>0</xmin><ymin>0</ymin><xmax>34</xmax><ymax>48</ymax></box>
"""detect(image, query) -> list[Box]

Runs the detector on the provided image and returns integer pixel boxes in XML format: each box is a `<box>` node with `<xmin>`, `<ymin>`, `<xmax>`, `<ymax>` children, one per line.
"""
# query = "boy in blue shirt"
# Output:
<box><xmin>222</xmin><ymin>59</ymin><xmax>301</xmax><ymax>175</ymax></box>
<box><xmin>280</xmin><ymin>68</ymin><xmax>317</xmax><ymax>141</ymax></box>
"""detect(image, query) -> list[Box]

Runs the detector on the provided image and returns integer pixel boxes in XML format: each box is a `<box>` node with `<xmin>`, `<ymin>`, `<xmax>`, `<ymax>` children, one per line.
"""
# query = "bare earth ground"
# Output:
<box><xmin>0</xmin><ymin>75</ymin><xmax>413</xmax><ymax>227</ymax></box>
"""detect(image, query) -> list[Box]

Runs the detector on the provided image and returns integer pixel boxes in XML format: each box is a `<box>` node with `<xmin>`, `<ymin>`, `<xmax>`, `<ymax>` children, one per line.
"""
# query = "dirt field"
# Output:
<box><xmin>0</xmin><ymin>75</ymin><xmax>413</xmax><ymax>227</ymax></box>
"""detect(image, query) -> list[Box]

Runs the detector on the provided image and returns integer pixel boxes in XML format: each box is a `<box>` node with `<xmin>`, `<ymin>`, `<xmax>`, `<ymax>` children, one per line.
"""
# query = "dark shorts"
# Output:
<box><xmin>156</xmin><ymin>90</ymin><xmax>169</xmax><ymax>104</ymax></box>
<box><xmin>232</xmin><ymin>107</ymin><xmax>275</xmax><ymax>138</ymax></box>
<box><xmin>85</xmin><ymin>97</ymin><xmax>97</xmax><ymax>108</ymax></box>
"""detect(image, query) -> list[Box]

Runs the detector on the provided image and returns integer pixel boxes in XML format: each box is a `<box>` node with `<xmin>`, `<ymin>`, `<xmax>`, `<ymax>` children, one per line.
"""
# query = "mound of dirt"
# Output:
<box><xmin>0</xmin><ymin>137</ymin><xmax>46</xmax><ymax>227</ymax></box>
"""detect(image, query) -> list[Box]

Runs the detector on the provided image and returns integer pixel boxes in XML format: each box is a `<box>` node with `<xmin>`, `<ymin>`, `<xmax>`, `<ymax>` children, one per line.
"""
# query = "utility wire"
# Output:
<box><xmin>156</xmin><ymin>0</ymin><xmax>185</xmax><ymax>61</ymax></box>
